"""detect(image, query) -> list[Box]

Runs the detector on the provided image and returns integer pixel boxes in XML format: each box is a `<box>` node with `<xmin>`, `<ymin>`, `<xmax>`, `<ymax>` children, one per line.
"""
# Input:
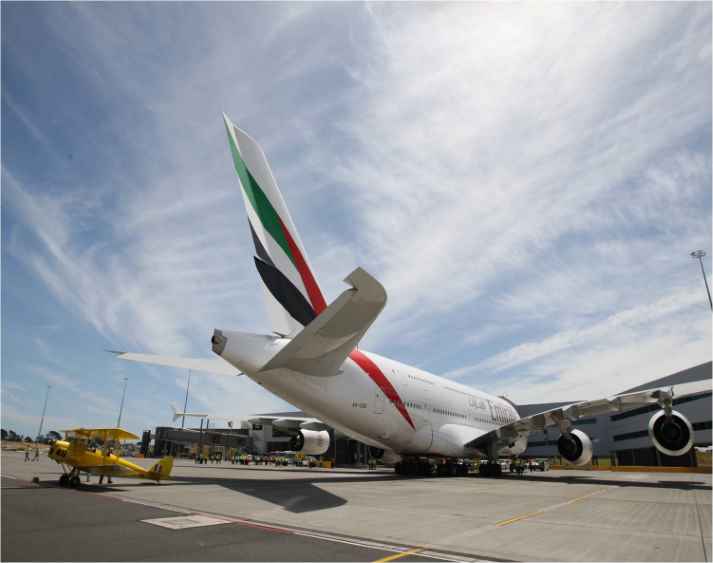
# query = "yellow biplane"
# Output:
<box><xmin>48</xmin><ymin>427</ymin><xmax>173</xmax><ymax>488</ymax></box>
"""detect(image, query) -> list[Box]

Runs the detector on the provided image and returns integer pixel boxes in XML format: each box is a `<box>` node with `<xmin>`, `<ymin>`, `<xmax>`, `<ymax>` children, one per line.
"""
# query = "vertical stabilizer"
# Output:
<box><xmin>223</xmin><ymin>114</ymin><xmax>327</xmax><ymax>336</ymax></box>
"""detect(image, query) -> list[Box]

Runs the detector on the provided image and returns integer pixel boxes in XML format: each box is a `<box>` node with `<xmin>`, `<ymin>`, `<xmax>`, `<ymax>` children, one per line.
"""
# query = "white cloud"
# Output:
<box><xmin>3</xmin><ymin>3</ymin><xmax>711</xmax><ymax>434</ymax></box>
<box><xmin>449</xmin><ymin>287</ymin><xmax>709</xmax><ymax>382</ymax></box>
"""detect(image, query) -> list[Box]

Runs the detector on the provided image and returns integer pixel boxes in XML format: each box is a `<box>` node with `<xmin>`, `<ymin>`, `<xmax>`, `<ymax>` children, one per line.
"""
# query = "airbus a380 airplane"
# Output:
<box><xmin>117</xmin><ymin>114</ymin><xmax>701</xmax><ymax>477</ymax></box>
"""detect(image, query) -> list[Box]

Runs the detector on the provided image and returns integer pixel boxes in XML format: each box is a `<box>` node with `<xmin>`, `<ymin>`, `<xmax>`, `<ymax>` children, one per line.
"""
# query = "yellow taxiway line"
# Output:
<box><xmin>495</xmin><ymin>488</ymin><xmax>606</xmax><ymax>528</ymax></box>
<box><xmin>495</xmin><ymin>510</ymin><xmax>545</xmax><ymax>527</ymax></box>
<box><xmin>374</xmin><ymin>546</ymin><xmax>423</xmax><ymax>562</ymax></box>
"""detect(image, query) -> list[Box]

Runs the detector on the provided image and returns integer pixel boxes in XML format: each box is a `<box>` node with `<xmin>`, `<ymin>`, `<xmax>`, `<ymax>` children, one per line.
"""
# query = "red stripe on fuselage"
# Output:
<box><xmin>274</xmin><ymin>219</ymin><xmax>410</xmax><ymax>430</ymax></box>
<box><xmin>278</xmin><ymin>217</ymin><xmax>327</xmax><ymax>315</ymax></box>
<box><xmin>349</xmin><ymin>349</ymin><xmax>415</xmax><ymax>430</ymax></box>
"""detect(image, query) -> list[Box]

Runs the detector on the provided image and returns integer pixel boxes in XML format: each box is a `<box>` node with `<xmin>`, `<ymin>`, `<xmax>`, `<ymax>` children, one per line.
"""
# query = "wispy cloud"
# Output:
<box><xmin>2</xmin><ymin>3</ymin><xmax>710</xmax><ymax>435</ymax></box>
<box><xmin>448</xmin><ymin>288</ymin><xmax>708</xmax><ymax>389</ymax></box>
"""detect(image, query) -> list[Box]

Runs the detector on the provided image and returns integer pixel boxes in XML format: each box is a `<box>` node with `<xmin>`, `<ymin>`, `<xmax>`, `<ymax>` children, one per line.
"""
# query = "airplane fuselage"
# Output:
<box><xmin>216</xmin><ymin>330</ymin><xmax>523</xmax><ymax>459</ymax></box>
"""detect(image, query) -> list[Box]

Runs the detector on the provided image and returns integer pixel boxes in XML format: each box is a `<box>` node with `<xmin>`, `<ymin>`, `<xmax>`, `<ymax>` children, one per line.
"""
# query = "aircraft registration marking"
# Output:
<box><xmin>141</xmin><ymin>514</ymin><xmax>233</xmax><ymax>530</ymax></box>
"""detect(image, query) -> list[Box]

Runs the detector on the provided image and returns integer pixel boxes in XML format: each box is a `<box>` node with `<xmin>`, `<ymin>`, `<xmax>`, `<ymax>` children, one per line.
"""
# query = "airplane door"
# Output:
<box><xmin>373</xmin><ymin>391</ymin><xmax>385</xmax><ymax>415</ymax></box>
<box><xmin>408</xmin><ymin>417</ymin><xmax>433</xmax><ymax>451</ymax></box>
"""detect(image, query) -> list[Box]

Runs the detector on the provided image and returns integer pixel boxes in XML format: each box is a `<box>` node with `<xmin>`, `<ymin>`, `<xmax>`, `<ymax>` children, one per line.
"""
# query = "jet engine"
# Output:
<box><xmin>557</xmin><ymin>429</ymin><xmax>592</xmax><ymax>466</ymax></box>
<box><xmin>289</xmin><ymin>429</ymin><xmax>330</xmax><ymax>456</ymax></box>
<box><xmin>648</xmin><ymin>409</ymin><xmax>693</xmax><ymax>457</ymax></box>
<box><xmin>498</xmin><ymin>434</ymin><xmax>528</xmax><ymax>457</ymax></box>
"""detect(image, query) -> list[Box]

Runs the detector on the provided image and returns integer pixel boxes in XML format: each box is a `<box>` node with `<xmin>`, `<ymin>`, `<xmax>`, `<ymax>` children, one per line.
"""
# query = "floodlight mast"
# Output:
<box><xmin>690</xmin><ymin>250</ymin><xmax>712</xmax><ymax>311</ymax></box>
<box><xmin>116</xmin><ymin>377</ymin><xmax>128</xmax><ymax>428</ymax></box>
<box><xmin>37</xmin><ymin>384</ymin><xmax>51</xmax><ymax>442</ymax></box>
<box><xmin>181</xmin><ymin>370</ymin><xmax>192</xmax><ymax>429</ymax></box>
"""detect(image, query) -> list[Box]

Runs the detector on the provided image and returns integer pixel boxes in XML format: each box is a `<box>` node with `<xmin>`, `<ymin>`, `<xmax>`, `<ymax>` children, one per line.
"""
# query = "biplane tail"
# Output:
<box><xmin>148</xmin><ymin>456</ymin><xmax>174</xmax><ymax>480</ymax></box>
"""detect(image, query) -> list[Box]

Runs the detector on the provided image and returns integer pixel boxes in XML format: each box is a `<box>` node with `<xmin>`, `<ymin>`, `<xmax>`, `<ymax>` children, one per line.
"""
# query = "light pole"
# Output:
<box><xmin>116</xmin><ymin>377</ymin><xmax>128</xmax><ymax>428</ymax></box>
<box><xmin>690</xmin><ymin>250</ymin><xmax>712</xmax><ymax>311</ymax></box>
<box><xmin>37</xmin><ymin>384</ymin><xmax>51</xmax><ymax>442</ymax></box>
<box><xmin>181</xmin><ymin>370</ymin><xmax>192</xmax><ymax>429</ymax></box>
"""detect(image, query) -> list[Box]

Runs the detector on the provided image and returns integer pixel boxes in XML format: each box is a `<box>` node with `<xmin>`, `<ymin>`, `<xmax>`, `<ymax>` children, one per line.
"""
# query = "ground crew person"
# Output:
<box><xmin>24</xmin><ymin>447</ymin><xmax>30</xmax><ymax>462</ymax></box>
<box><xmin>33</xmin><ymin>446</ymin><xmax>40</xmax><ymax>461</ymax></box>
<box><xmin>368</xmin><ymin>456</ymin><xmax>376</xmax><ymax>470</ymax></box>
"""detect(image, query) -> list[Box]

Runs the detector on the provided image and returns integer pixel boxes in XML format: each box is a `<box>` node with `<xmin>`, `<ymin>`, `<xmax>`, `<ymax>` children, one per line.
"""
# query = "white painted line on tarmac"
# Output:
<box><xmin>109</xmin><ymin>492</ymin><xmax>488</xmax><ymax>561</ymax></box>
<box><xmin>142</xmin><ymin>514</ymin><xmax>234</xmax><ymax>529</ymax></box>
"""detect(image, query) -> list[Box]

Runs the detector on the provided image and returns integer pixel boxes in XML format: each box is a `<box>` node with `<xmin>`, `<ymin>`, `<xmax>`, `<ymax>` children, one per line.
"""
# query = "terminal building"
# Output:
<box><xmin>148</xmin><ymin>414</ymin><xmax>370</xmax><ymax>465</ymax></box>
<box><xmin>147</xmin><ymin>362</ymin><xmax>711</xmax><ymax>466</ymax></box>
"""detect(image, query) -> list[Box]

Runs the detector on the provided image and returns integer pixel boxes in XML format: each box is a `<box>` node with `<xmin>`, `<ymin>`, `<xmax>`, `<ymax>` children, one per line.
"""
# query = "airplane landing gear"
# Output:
<box><xmin>394</xmin><ymin>459</ymin><xmax>435</xmax><ymax>476</ymax></box>
<box><xmin>60</xmin><ymin>468</ymin><xmax>82</xmax><ymax>488</ymax></box>
<box><xmin>478</xmin><ymin>461</ymin><xmax>502</xmax><ymax>478</ymax></box>
<box><xmin>395</xmin><ymin>458</ymin><xmax>469</xmax><ymax>477</ymax></box>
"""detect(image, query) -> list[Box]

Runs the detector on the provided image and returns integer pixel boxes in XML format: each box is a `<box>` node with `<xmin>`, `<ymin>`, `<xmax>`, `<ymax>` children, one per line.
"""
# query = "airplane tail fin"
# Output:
<box><xmin>148</xmin><ymin>456</ymin><xmax>174</xmax><ymax>480</ymax></box>
<box><xmin>223</xmin><ymin>114</ymin><xmax>327</xmax><ymax>337</ymax></box>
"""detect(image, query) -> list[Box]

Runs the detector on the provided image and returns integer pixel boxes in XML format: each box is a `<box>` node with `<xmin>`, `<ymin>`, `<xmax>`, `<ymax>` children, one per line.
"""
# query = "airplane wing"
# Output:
<box><xmin>259</xmin><ymin>267</ymin><xmax>387</xmax><ymax>377</ymax></box>
<box><xmin>65</xmin><ymin>428</ymin><xmax>140</xmax><ymax>442</ymax></box>
<box><xmin>465</xmin><ymin>379</ymin><xmax>711</xmax><ymax>452</ymax></box>
<box><xmin>112</xmin><ymin>352</ymin><xmax>241</xmax><ymax>377</ymax></box>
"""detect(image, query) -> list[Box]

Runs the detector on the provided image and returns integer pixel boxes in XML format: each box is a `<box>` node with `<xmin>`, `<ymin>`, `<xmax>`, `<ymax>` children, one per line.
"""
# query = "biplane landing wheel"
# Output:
<box><xmin>59</xmin><ymin>474</ymin><xmax>69</xmax><ymax>487</ymax></box>
<box><xmin>69</xmin><ymin>476</ymin><xmax>81</xmax><ymax>488</ymax></box>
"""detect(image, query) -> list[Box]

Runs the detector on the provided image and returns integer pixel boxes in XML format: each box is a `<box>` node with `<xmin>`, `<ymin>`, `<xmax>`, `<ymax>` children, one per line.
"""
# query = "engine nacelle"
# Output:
<box><xmin>497</xmin><ymin>434</ymin><xmax>528</xmax><ymax>457</ymax></box>
<box><xmin>289</xmin><ymin>429</ymin><xmax>330</xmax><ymax>456</ymax></box>
<box><xmin>648</xmin><ymin>409</ymin><xmax>693</xmax><ymax>457</ymax></box>
<box><xmin>558</xmin><ymin>429</ymin><xmax>593</xmax><ymax>466</ymax></box>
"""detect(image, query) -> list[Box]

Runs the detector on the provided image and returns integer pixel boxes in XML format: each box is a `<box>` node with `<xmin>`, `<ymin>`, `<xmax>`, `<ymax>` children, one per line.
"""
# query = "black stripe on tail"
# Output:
<box><xmin>254</xmin><ymin>257</ymin><xmax>317</xmax><ymax>327</ymax></box>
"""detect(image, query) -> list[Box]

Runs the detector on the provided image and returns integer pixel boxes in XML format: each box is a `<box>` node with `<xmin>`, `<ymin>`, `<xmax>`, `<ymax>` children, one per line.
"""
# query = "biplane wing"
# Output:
<box><xmin>64</xmin><ymin>428</ymin><xmax>139</xmax><ymax>442</ymax></box>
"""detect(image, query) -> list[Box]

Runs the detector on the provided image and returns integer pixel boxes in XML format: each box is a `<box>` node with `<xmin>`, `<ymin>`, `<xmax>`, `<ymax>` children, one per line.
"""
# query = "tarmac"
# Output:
<box><xmin>1</xmin><ymin>451</ymin><xmax>711</xmax><ymax>562</ymax></box>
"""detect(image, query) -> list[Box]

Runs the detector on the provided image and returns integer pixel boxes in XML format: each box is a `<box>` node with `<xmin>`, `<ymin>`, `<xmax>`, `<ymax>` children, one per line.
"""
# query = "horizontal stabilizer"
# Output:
<box><xmin>112</xmin><ymin>352</ymin><xmax>240</xmax><ymax>376</ymax></box>
<box><xmin>260</xmin><ymin>267</ymin><xmax>387</xmax><ymax>377</ymax></box>
<box><xmin>148</xmin><ymin>456</ymin><xmax>174</xmax><ymax>479</ymax></box>
<box><xmin>170</xmin><ymin>404</ymin><xmax>209</xmax><ymax>423</ymax></box>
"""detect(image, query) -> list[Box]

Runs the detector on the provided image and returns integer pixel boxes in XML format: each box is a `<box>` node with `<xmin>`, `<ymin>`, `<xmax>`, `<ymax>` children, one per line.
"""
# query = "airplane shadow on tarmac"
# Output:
<box><xmin>68</xmin><ymin>469</ymin><xmax>710</xmax><ymax>514</ymax></box>
<box><xmin>75</xmin><ymin>473</ymin><xmax>402</xmax><ymax>513</ymax></box>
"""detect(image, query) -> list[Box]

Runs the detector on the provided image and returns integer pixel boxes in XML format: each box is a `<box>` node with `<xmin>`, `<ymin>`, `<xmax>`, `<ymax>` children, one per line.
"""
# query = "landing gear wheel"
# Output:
<box><xmin>479</xmin><ymin>462</ymin><xmax>501</xmax><ymax>477</ymax></box>
<box><xmin>59</xmin><ymin>474</ymin><xmax>69</xmax><ymax>487</ymax></box>
<box><xmin>69</xmin><ymin>475</ymin><xmax>81</xmax><ymax>488</ymax></box>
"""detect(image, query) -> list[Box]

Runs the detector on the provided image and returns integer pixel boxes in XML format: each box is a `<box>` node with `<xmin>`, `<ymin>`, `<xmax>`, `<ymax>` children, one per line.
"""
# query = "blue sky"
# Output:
<box><xmin>2</xmin><ymin>3</ymin><xmax>711</xmax><ymax>438</ymax></box>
